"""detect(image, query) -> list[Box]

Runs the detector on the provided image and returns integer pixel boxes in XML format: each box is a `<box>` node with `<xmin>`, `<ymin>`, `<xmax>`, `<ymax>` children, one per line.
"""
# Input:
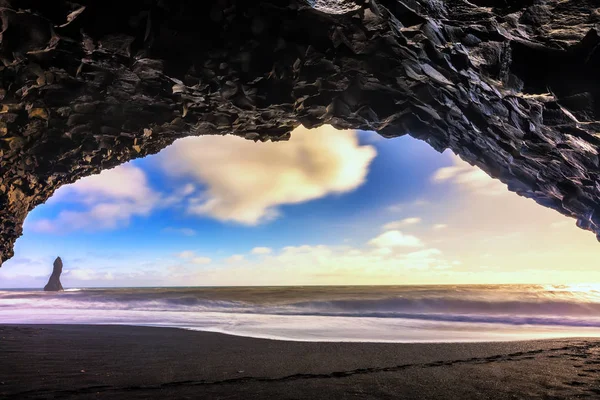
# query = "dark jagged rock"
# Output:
<box><xmin>43</xmin><ymin>257</ymin><xmax>64</xmax><ymax>291</ymax></box>
<box><xmin>1</xmin><ymin>0</ymin><xmax>600</xmax><ymax>265</ymax></box>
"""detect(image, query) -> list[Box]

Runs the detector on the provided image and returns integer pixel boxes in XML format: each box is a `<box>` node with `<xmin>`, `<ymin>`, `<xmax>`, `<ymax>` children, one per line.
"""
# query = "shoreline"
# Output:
<box><xmin>2</xmin><ymin>324</ymin><xmax>600</xmax><ymax>399</ymax></box>
<box><xmin>2</xmin><ymin>321</ymin><xmax>600</xmax><ymax>344</ymax></box>
<box><xmin>5</xmin><ymin>285</ymin><xmax>600</xmax><ymax>344</ymax></box>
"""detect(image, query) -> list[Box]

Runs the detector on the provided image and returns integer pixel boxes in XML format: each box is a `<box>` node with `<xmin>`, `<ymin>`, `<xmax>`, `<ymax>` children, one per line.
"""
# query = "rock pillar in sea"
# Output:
<box><xmin>44</xmin><ymin>257</ymin><xmax>64</xmax><ymax>292</ymax></box>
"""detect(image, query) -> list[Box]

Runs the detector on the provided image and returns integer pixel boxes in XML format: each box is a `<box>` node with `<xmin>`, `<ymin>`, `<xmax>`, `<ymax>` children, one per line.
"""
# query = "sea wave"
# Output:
<box><xmin>2</xmin><ymin>285</ymin><xmax>600</xmax><ymax>329</ymax></box>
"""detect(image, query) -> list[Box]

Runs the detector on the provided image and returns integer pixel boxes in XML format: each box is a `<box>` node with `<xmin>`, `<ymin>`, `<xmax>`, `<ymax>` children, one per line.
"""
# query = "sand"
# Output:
<box><xmin>1</xmin><ymin>324</ymin><xmax>599</xmax><ymax>399</ymax></box>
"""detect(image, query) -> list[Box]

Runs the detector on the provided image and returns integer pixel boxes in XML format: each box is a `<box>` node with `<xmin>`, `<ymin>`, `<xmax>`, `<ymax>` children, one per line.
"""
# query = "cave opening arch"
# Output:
<box><xmin>1</xmin><ymin>0</ymin><xmax>600</xmax><ymax>267</ymax></box>
<box><xmin>6</xmin><ymin>125</ymin><xmax>600</xmax><ymax>288</ymax></box>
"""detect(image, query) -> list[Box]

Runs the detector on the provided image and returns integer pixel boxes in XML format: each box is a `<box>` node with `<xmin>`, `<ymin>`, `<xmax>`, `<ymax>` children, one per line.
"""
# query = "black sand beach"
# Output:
<box><xmin>1</xmin><ymin>325</ymin><xmax>599</xmax><ymax>399</ymax></box>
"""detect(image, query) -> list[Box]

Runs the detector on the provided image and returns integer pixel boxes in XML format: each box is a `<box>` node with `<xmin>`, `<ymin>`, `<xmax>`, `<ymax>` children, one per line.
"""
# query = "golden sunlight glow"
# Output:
<box><xmin>180</xmin><ymin>152</ymin><xmax>600</xmax><ymax>286</ymax></box>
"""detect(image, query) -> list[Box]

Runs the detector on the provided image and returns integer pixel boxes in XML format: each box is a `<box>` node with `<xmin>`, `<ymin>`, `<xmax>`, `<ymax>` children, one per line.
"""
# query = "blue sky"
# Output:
<box><xmin>1</xmin><ymin>126</ymin><xmax>599</xmax><ymax>287</ymax></box>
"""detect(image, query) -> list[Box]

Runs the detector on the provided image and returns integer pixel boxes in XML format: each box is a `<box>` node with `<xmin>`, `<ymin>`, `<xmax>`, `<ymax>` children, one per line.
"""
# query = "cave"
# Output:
<box><xmin>1</xmin><ymin>0</ymin><xmax>600</xmax><ymax>268</ymax></box>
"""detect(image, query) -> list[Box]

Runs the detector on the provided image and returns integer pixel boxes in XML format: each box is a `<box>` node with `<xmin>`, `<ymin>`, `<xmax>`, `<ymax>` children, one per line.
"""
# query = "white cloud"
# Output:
<box><xmin>372</xmin><ymin>247</ymin><xmax>393</xmax><ymax>256</ymax></box>
<box><xmin>162</xmin><ymin>184</ymin><xmax>197</xmax><ymax>207</ymax></box>
<box><xmin>56</xmin><ymin>164</ymin><xmax>154</xmax><ymax>205</ymax></box>
<box><xmin>382</xmin><ymin>217</ymin><xmax>421</xmax><ymax>230</ymax></box>
<box><xmin>10</xmin><ymin>237</ymin><xmax>451</xmax><ymax>286</ymax></box>
<box><xmin>191</xmin><ymin>257</ymin><xmax>212</xmax><ymax>265</ymax></box>
<box><xmin>28</xmin><ymin>164</ymin><xmax>159</xmax><ymax>233</ymax></box>
<box><xmin>158</xmin><ymin>125</ymin><xmax>376</xmax><ymax>225</ymax></box>
<box><xmin>405</xmin><ymin>248</ymin><xmax>441</xmax><ymax>259</ymax></box>
<box><xmin>368</xmin><ymin>230</ymin><xmax>424</xmax><ymax>248</ymax></box>
<box><xmin>180</xmin><ymin>184</ymin><xmax>196</xmax><ymax>196</ymax></box>
<box><xmin>251</xmin><ymin>247</ymin><xmax>273</xmax><ymax>255</ymax></box>
<box><xmin>184</xmin><ymin>238</ymin><xmax>451</xmax><ymax>285</ymax></box>
<box><xmin>432</xmin><ymin>224</ymin><xmax>448</xmax><ymax>230</ymax></box>
<box><xmin>64</xmin><ymin>268</ymin><xmax>114</xmax><ymax>281</ymax></box>
<box><xmin>175</xmin><ymin>251</ymin><xmax>211</xmax><ymax>264</ymax></box>
<box><xmin>432</xmin><ymin>166</ymin><xmax>462</xmax><ymax>182</ymax></box>
<box><xmin>176</xmin><ymin>251</ymin><xmax>196</xmax><ymax>259</ymax></box>
<box><xmin>26</xmin><ymin>125</ymin><xmax>375</xmax><ymax>233</ymax></box>
<box><xmin>227</xmin><ymin>254</ymin><xmax>245</xmax><ymax>263</ymax></box>
<box><xmin>431</xmin><ymin>154</ymin><xmax>507</xmax><ymax>196</ymax></box>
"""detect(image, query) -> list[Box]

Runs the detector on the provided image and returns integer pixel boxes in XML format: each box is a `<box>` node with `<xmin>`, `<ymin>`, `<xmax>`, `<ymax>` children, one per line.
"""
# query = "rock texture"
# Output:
<box><xmin>0</xmin><ymin>0</ymin><xmax>599</xmax><ymax>265</ymax></box>
<box><xmin>43</xmin><ymin>257</ymin><xmax>64</xmax><ymax>291</ymax></box>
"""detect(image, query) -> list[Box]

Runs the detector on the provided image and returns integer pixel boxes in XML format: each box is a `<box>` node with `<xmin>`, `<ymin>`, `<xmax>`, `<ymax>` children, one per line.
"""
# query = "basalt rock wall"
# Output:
<box><xmin>1</xmin><ymin>0</ymin><xmax>599</xmax><ymax>265</ymax></box>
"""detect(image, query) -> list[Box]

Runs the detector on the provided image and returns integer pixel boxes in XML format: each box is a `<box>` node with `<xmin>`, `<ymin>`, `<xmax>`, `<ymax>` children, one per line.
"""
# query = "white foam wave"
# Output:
<box><xmin>2</xmin><ymin>285</ymin><xmax>600</xmax><ymax>342</ymax></box>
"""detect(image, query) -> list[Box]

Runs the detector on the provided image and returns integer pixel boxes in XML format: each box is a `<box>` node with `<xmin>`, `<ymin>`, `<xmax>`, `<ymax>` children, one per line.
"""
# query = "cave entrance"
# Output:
<box><xmin>3</xmin><ymin>124</ymin><xmax>600</xmax><ymax>287</ymax></box>
<box><xmin>2</xmin><ymin>124</ymin><xmax>600</xmax><ymax>341</ymax></box>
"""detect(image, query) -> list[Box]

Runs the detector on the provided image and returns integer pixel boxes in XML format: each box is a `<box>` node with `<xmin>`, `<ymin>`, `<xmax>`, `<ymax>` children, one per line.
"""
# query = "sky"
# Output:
<box><xmin>1</xmin><ymin>125</ymin><xmax>599</xmax><ymax>287</ymax></box>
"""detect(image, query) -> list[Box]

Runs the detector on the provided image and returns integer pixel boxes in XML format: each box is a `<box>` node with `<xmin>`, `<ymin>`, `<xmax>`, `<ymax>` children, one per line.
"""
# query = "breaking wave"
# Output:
<box><xmin>2</xmin><ymin>285</ymin><xmax>600</xmax><ymax>342</ymax></box>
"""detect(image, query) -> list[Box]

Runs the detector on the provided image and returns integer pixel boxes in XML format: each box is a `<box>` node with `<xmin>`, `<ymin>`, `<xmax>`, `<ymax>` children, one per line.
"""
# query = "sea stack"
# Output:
<box><xmin>44</xmin><ymin>257</ymin><xmax>64</xmax><ymax>291</ymax></box>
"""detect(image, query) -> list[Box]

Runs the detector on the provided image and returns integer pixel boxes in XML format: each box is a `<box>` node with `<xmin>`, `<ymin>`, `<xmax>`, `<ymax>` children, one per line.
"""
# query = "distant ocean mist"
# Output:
<box><xmin>2</xmin><ymin>285</ymin><xmax>600</xmax><ymax>342</ymax></box>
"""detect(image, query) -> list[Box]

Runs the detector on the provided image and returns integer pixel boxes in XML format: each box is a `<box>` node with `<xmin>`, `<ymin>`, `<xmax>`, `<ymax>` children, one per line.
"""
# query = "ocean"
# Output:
<box><xmin>2</xmin><ymin>284</ymin><xmax>600</xmax><ymax>342</ymax></box>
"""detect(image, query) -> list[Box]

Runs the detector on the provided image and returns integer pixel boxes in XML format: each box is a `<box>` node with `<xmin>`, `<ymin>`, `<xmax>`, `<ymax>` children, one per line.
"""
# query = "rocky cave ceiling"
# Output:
<box><xmin>0</xmin><ymin>0</ymin><xmax>599</xmax><ymax>265</ymax></box>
